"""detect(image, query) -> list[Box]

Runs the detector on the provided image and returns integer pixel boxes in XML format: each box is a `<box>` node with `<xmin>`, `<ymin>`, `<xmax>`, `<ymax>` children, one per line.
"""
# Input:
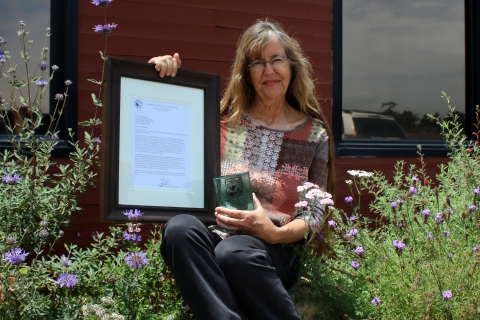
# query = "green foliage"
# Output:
<box><xmin>310</xmin><ymin>93</ymin><xmax>480</xmax><ymax>319</ymax></box>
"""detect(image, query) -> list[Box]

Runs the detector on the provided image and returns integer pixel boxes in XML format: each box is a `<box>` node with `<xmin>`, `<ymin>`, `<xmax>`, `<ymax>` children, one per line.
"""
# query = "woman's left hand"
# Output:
<box><xmin>215</xmin><ymin>193</ymin><xmax>279</xmax><ymax>244</ymax></box>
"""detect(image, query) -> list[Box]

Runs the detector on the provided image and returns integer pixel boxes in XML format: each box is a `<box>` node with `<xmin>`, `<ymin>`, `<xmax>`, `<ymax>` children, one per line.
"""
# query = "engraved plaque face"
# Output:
<box><xmin>225</xmin><ymin>177</ymin><xmax>243</xmax><ymax>198</ymax></box>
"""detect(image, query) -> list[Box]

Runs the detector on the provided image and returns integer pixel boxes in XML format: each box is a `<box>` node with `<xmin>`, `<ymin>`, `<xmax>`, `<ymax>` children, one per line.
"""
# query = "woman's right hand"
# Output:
<box><xmin>148</xmin><ymin>53</ymin><xmax>181</xmax><ymax>78</ymax></box>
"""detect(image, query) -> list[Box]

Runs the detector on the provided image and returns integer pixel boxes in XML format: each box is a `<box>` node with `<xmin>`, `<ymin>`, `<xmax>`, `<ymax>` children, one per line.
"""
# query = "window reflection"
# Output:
<box><xmin>342</xmin><ymin>0</ymin><xmax>465</xmax><ymax>140</ymax></box>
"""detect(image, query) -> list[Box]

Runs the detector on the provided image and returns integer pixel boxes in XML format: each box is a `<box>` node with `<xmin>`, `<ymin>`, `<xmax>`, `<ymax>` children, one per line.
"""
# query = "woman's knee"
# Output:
<box><xmin>215</xmin><ymin>236</ymin><xmax>269</xmax><ymax>271</ymax></box>
<box><xmin>163</xmin><ymin>214</ymin><xmax>201</xmax><ymax>242</ymax></box>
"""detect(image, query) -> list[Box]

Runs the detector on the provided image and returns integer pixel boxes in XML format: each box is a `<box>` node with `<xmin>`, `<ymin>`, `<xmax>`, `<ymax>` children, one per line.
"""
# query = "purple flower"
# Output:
<box><xmin>344</xmin><ymin>196</ymin><xmax>353</xmax><ymax>203</ymax></box>
<box><xmin>409</xmin><ymin>186</ymin><xmax>417</xmax><ymax>194</ymax></box>
<box><xmin>442</xmin><ymin>290</ymin><xmax>452</xmax><ymax>301</ymax></box>
<box><xmin>91</xmin><ymin>0</ymin><xmax>113</xmax><ymax>7</ymax></box>
<box><xmin>427</xmin><ymin>233</ymin><xmax>434</xmax><ymax>239</ymax></box>
<box><xmin>3</xmin><ymin>248</ymin><xmax>29</xmax><ymax>264</ymax></box>
<box><xmin>475</xmin><ymin>186</ymin><xmax>480</xmax><ymax>194</ymax></box>
<box><xmin>125</xmin><ymin>251</ymin><xmax>149</xmax><ymax>268</ymax></box>
<box><xmin>123</xmin><ymin>231</ymin><xmax>141</xmax><ymax>242</ymax></box>
<box><xmin>94</xmin><ymin>137</ymin><xmax>101</xmax><ymax>144</ymax></box>
<box><xmin>349</xmin><ymin>215</ymin><xmax>357</xmax><ymax>221</ymax></box>
<box><xmin>447</xmin><ymin>252</ymin><xmax>453</xmax><ymax>258</ymax></box>
<box><xmin>39</xmin><ymin>61</ymin><xmax>48</xmax><ymax>70</ymax></box>
<box><xmin>327</xmin><ymin>220</ymin><xmax>336</xmax><ymax>228</ymax></box>
<box><xmin>422</xmin><ymin>209</ymin><xmax>431</xmax><ymax>216</ymax></box>
<box><xmin>54</xmin><ymin>93</ymin><xmax>64</xmax><ymax>100</ymax></box>
<box><xmin>60</xmin><ymin>255</ymin><xmax>72</xmax><ymax>267</ymax></box>
<box><xmin>35</xmin><ymin>78</ymin><xmax>48</xmax><ymax>87</ymax></box>
<box><xmin>0</xmin><ymin>37</ymin><xmax>5</xmax><ymax>44</ymax></box>
<box><xmin>392</xmin><ymin>239</ymin><xmax>406</xmax><ymax>250</ymax></box>
<box><xmin>474</xmin><ymin>246</ymin><xmax>479</xmax><ymax>252</ymax></box>
<box><xmin>443</xmin><ymin>231</ymin><xmax>450</xmax><ymax>237</ymax></box>
<box><xmin>371</xmin><ymin>297</ymin><xmax>382</xmax><ymax>306</ymax></box>
<box><xmin>435</xmin><ymin>213</ymin><xmax>443</xmax><ymax>224</ymax></box>
<box><xmin>411</xmin><ymin>176</ymin><xmax>419</xmax><ymax>183</ymax></box>
<box><xmin>351</xmin><ymin>260</ymin><xmax>360</xmax><ymax>269</ymax></box>
<box><xmin>93</xmin><ymin>23</ymin><xmax>117</xmax><ymax>36</ymax></box>
<box><xmin>56</xmin><ymin>273</ymin><xmax>78</xmax><ymax>288</ymax></box>
<box><xmin>294</xmin><ymin>200</ymin><xmax>308</xmax><ymax>208</ymax></box>
<box><xmin>347</xmin><ymin>229</ymin><xmax>358</xmax><ymax>238</ymax></box>
<box><xmin>397</xmin><ymin>199</ymin><xmax>404</xmax><ymax>204</ymax></box>
<box><xmin>448</xmin><ymin>209</ymin><xmax>454</xmax><ymax>215</ymax></box>
<box><xmin>469</xmin><ymin>204</ymin><xmax>476</xmax><ymax>211</ymax></box>
<box><xmin>123</xmin><ymin>209</ymin><xmax>142</xmax><ymax>221</ymax></box>
<box><xmin>355</xmin><ymin>246</ymin><xmax>364</xmax><ymax>255</ymax></box>
<box><xmin>396</xmin><ymin>222</ymin><xmax>403</xmax><ymax>228</ymax></box>
<box><xmin>390</xmin><ymin>201</ymin><xmax>397</xmax><ymax>208</ymax></box>
<box><xmin>2</xmin><ymin>173</ymin><xmax>22</xmax><ymax>185</ymax></box>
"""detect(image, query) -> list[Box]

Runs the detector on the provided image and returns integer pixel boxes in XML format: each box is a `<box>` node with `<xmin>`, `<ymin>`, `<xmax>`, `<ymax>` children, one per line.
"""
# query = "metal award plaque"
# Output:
<box><xmin>213</xmin><ymin>172</ymin><xmax>254</xmax><ymax>210</ymax></box>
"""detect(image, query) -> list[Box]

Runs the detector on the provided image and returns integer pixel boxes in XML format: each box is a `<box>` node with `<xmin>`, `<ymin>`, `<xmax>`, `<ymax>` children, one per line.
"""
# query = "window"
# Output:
<box><xmin>333</xmin><ymin>0</ymin><xmax>480</xmax><ymax>157</ymax></box>
<box><xmin>0</xmin><ymin>0</ymin><xmax>78</xmax><ymax>157</ymax></box>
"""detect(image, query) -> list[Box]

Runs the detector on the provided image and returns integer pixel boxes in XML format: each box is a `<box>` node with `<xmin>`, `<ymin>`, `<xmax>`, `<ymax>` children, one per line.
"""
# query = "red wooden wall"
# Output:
<box><xmin>67</xmin><ymin>0</ymin><xmax>448</xmax><ymax>243</ymax></box>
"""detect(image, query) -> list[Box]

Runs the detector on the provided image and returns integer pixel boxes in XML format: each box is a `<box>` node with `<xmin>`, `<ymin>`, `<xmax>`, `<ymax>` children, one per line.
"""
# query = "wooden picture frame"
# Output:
<box><xmin>101</xmin><ymin>56</ymin><xmax>220</xmax><ymax>224</ymax></box>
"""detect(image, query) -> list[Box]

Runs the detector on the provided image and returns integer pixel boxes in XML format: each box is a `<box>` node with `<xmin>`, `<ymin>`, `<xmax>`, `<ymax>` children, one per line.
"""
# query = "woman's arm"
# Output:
<box><xmin>148</xmin><ymin>53</ymin><xmax>181</xmax><ymax>77</ymax></box>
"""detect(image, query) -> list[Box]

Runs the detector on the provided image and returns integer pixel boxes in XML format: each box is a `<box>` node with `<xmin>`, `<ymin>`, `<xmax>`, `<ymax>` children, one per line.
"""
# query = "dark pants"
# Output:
<box><xmin>160</xmin><ymin>214</ymin><xmax>302</xmax><ymax>320</ymax></box>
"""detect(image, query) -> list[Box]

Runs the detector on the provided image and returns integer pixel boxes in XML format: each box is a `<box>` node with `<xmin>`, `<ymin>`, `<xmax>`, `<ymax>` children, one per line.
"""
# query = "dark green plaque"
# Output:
<box><xmin>213</xmin><ymin>172</ymin><xmax>254</xmax><ymax>210</ymax></box>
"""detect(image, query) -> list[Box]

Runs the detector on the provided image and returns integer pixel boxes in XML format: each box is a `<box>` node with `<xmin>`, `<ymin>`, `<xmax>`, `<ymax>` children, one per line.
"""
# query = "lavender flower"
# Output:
<box><xmin>346</xmin><ymin>229</ymin><xmax>358</xmax><ymax>238</ymax></box>
<box><xmin>123</xmin><ymin>231</ymin><xmax>141</xmax><ymax>242</ymax></box>
<box><xmin>427</xmin><ymin>233</ymin><xmax>434</xmax><ymax>239</ymax></box>
<box><xmin>39</xmin><ymin>61</ymin><xmax>48</xmax><ymax>70</ymax></box>
<box><xmin>35</xmin><ymin>78</ymin><xmax>48</xmax><ymax>87</ymax></box>
<box><xmin>448</xmin><ymin>209</ymin><xmax>454</xmax><ymax>215</ymax></box>
<box><xmin>435</xmin><ymin>212</ymin><xmax>443</xmax><ymax>224</ymax></box>
<box><xmin>443</xmin><ymin>231</ymin><xmax>450</xmax><ymax>237</ymax></box>
<box><xmin>56</xmin><ymin>273</ymin><xmax>78</xmax><ymax>288</ymax></box>
<box><xmin>93</xmin><ymin>23</ymin><xmax>118</xmax><ymax>36</ymax></box>
<box><xmin>0</xmin><ymin>37</ymin><xmax>5</xmax><ymax>44</ymax></box>
<box><xmin>390</xmin><ymin>201</ymin><xmax>397</xmax><ymax>208</ymax></box>
<box><xmin>3</xmin><ymin>248</ymin><xmax>29</xmax><ymax>264</ymax></box>
<box><xmin>125</xmin><ymin>251</ymin><xmax>149</xmax><ymax>268</ymax></box>
<box><xmin>475</xmin><ymin>186</ymin><xmax>480</xmax><ymax>194</ymax></box>
<box><xmin>60</xmin><ymin>255</ymin><xmax>72</xmax><ymax>267</ymax></box>
<box><xmin>474</xmin><ymin>246</ymin><xmax>479</xmax><ymax>252</ymax></box>
<box><xmin>123</xmin><ymin>209</ymin><xmax>142</xmax><ymax>221</ymax></box>
<box><xmin>442</xmin><ymin>290</ymin><xmax>452</xmax><ymax>301</ymax></box>
<box><xmin>355</xmin><ymin>246</ymin><xmax>364</xmax><ymax>255</ymax></box>
<box><xmin>447</xmin><ymin>252</ymin><xmax>453</xmax><ymax>258</ymax></box>
<box><xmin>409</xmin><ymin>186</ymin><xmax>417</xmax><ymax>194</ymax></box>
<box><xmin>294</xmin><ymin>200</ymin><xmax>308</xmax><ymax>208</ymax></box>
<box><xmin>351</xmin><ymin>260</ymin><xmax>360</xmax><ymax>269</ymax></box>
<box><xmin>349</xmin><ymin>215</ymin><xmax>357</xmax><ymax>221</ymax></box>
<box><xmin>94</xmin><ymin>137</ymin><xmax>101</xmax><ymax>144</ymax></box>
<box><xmin>469</xmin><ymin>204</ymin><xmax>476</xmax><ymax>211</ymax></box>
<box><xmin>392</xmin><ymin>239</ymin><xmax>406</xmax><ymax>249</ymax></box>
<box><xmin>422</xmin><ymin>209</ymin><xmax>431</xmax><ymax>217</ymax></box>
<box><xmin>411</xmin><ymin>176</ymin><xmax>419</xmax><ymax>183</ymax></box>
<box><xmin>371</xmin><ymin>297</ymin><xmax>382</xmax><ymax>306</ymax></box>
<box><xmin>92</xmin><ymin>0</ymin><xmax>113</xmax><ymax>7</ymax></box>
<box><xmin>3</xmin><ymin>173</ymin><xmax>22</xmax><ymax>185</ymax></box>
<box><xmin>344</xmin><ymin>196</ymin><xmax>353</xmax><ymax>203</ymax></box>
<box><xmin>327</xmin><ymin>220</ymin><xmax>336</xmax><ymax>228</ymax></box>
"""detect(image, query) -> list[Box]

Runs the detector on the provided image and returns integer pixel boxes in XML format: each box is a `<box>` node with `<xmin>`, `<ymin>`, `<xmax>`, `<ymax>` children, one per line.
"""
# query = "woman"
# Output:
<box><xmin>149</xmin><ymin>20</ymin><xmax>335</xmax><ymax>319</ymax></box>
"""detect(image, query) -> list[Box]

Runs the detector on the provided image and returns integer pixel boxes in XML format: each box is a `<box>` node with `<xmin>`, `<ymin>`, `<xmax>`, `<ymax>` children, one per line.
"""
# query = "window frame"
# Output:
<box><xmin>0</xmin><ymin>0</ymin><xmax>78</xmax><ymax>158</ymax></box>
<box><xmin>332</xmin><ymin>0</ymin><xmax>479</xmax><ymax>157</ymax></box>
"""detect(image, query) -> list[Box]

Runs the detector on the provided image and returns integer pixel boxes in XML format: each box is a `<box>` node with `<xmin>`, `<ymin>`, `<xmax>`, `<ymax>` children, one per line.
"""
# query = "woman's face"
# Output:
<box><xmin>248</xmin><ymin>36</ymin><xmax>292</xmax><ymax>106</ymax></box>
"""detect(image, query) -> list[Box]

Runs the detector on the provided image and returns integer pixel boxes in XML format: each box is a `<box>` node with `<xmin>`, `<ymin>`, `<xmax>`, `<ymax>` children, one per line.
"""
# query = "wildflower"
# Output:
<box><xmin>355</xmin><ymin>246</ymin><xmax>364</xmax><ymax>255</ymax></box>
<box><xmin>397</xmin><ymin>222</ymin><xmax>403</xmax><ymax>228</ymax></box>
<box><xmin>51</xmin><ymin>65</ymin><xmax>59</xmax><ymax>71</ymax></box>
<box><xmin>56</xmin><ymin>273</ymin><xmax>78</xmax><ymax>288</ymax></box>
<box><xmin>0</xmin><ymin>37</ymin><xmax>5</xmax><ymax>44</ymax></box>
<box><xmin>351</xmin><ymin>260</ymin><xmax>360</xmax><ymax>269</ymax></box>
<box><xmin>58</xmin><ymin>230</ymin><xmax>64</xmax><ymax>237</ymax></box>
<box><xmin>349</xmin><ymin>215</ymin><xmax>357</xmax><ymax>221</ymax></box>
<box><xmin>371</xmin><ymin>297</ymin><xmax>381</xmax><ymax>306</ymax></box>
<box><xmin>317</xmin><ymin>233</ymin><xmax>324</xmax><ymax>241</ymax></box>
<box><xmin>35</xmin><ymin>78</ymin><xmax>48</xmax><ymax>87</ymax></box>
<box><xmin>435</xmin><ymin>212</ymin><xmax>443</xmax><ymax>224</ymax></box>
<box><xmin>123</xmin><ymin>209</ymin><xmax>142</xmax><ymax>221</ymax></box>
<box><xmin>40</xmin><ymin>220</ymin><xmax>48</xmax><ymax>227</ymax></box>
<box><xmin>344</xmin><ymin>196</ymin><xmax>353</xmax><ymax>203</ymax></box>
<box><xmin>409</xmin><ymin>186</ymin><xmax>417</xmax><ymax>194</ymax></box>
<box><xmin>397</xmin><ymin>199</ymin><xmax>404</xmax><ymax>204</ymax></box>
<box><xmin>94</xmin><ymin>137</ymin><xmax>101</xmax><ymax>144</ymax></box>
<box><xmin>2</xmin><ymin>173</ymin><xmax>22</xmax><ymax>185</ymax></box>
<box><xmin>123</xmin><ymin>231</ymin><xmax>141</xmax><ymax>242</ymax></box>
<box><xmin>392</xmin><ymin>239</ymin><xmax>406</xmax><ymax>250</ymax></box>
<box><xmin>447</xmin><ymin>252</ymin><xmax>453</xmax><ymax>258</ymax></box>
<box><xmin>60</xmin><ymin>255</ymin><xmax>72</xmax><ymax>267</ymax></box>
<box><xmin>93</xmin><ymin>23</ymin><xmax>117</xmax><ymax>36</ymax></box>
<box><xmin>443</xmin><ymin>231</ymin><xmax>450</xmax><ymax>237</ymax></box>
<box><xmin>65</xmin><ymin>80</ymin><xmax>72</xmax><ymax>86</ymax></box>
<box><xmin>422</xmin><ymin>209</ymin><xmax>430</xmax><ymax>216</ymax></box>
<box><xmin>320</xmin><ymin>198</ymin><xmax>334</xmax><ymax>205</ymax></box>
<box><xmin>389</xmin><ymin>201</ymin><xmax>397</xmax><ymax>208</ymax></box>
<box><xmin>442</xmin><ymin>290</ymin><xmax>452</xmax><ymax>301</ymax></box>
<box><xmin>469</xmin><ymin>204</ymin><xmax>476</xmax><ymax>211</ymax></box>
<box><xmin>92</xmin><ymin>0</ymin><xmax>113</xmax><ymax>7</ymax></box>
<box><xmin>100</xmin><ymin>296</ymin><xmax>115</xmax><ymax>304</ymax></box>
<box><xmin>5</xmin><ymin>236</ymin><xmax>16</xmax><ymax>244</ymax></box>
<box><xmin>39</xmin><ymin>61</ymin><xmax>48</xmax><ymax>70</ymax></box>
<box><xmin>327</xmin><ymin>220</ymin><xmax>336</xmax><ymax>228</ymax></box>
<box><xmin>346</xmin><ymin>229</ymin><xmax>358</xmax><ymax>237</ymax></box>
<box><xmin>294</xmin><ymin>200</ymin><xmax>308</xmax><ymax>208</ymax></box>
<box><xmin>124</xmin><ymin>251</ymin><xmax>149</xmax><ymax>268</ymax></box>
<box><xmin>3</xmin><ymin>248</ymin><xmax>29</xmax><ymax>264</ymax></box>
<box><xmin>427</xmin><ymin>233</ymin><xmax>434</xmax><ymax>239</ymax></box>
<box><xmin>473</xmin><ymin>246</ymin><xmax>479</xmax><ymax>252</ymax></box>
<box><xmin>55</xmin><ymin>93</ymin><xmax>64</xmax><ymax>100</ymax></box>
<box><xmin>411</xmin><ymin>176</ymin><xmax>419</xmax><ymax>182</ymax></box>
<box><xmin>39</xmin><ymin>229</ymin><xmax>49</xmax><ymax>238</ymax></box>
<box><xmin>305</xmin><ymin>189</ymin><xmax>332</xmax><ymax>200</ymax></box>
<box><xmin>345</xmin><ymin>180</ymin><xmax>352</xmax><ymax>185</ymax></box>
<box><xmin>448</xmin><ymin>209</ymin><xmax>454</xmax><ymax>215</ymax></box>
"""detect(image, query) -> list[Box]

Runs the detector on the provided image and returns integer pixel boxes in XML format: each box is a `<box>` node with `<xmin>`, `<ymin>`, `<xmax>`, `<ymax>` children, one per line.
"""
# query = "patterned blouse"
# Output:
<box><xmin>220</xmin><ymin>113</ymin><xmax>330</xmax><ymax>240</ymax></box>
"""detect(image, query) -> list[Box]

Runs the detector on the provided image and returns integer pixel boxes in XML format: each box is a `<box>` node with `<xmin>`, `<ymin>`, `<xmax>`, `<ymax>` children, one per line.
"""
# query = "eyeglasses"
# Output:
<box><xmin>248</xmin><ymin>57</ymin><xmax>289</xmax><ymax>71</ymax></box>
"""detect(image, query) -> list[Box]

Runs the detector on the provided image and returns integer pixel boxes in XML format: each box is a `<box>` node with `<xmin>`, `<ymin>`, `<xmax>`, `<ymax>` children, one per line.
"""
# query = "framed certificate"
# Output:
<box><xmin>101</xmin><ymin>56</ymin><xmax>220</xmax><ymax>223</ymax></box>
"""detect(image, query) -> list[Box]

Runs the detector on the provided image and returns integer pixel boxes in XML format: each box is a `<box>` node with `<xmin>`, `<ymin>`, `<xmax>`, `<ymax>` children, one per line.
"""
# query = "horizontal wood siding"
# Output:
<box><xmin>63</xmin><ymin>0</ymin><xmax>448</xmax><ymax>243</ymax></box>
